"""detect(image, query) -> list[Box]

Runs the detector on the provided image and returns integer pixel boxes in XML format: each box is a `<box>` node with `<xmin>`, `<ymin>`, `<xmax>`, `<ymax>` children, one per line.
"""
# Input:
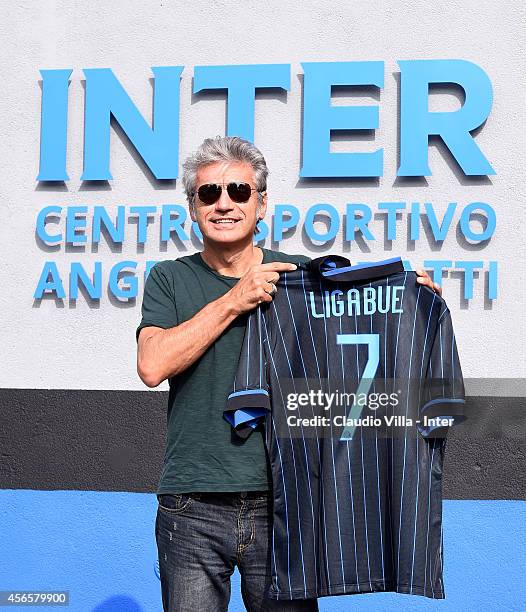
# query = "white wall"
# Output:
<box><xmin>2</xmin><ymin>0</ymin><xmax>525</xmax><ymax>389</ymax></box>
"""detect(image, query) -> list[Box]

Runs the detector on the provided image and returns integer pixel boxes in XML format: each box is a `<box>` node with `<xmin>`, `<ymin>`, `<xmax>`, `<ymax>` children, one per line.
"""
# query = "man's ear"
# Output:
<box><xmin>189</xmin><ymin>201</ymin><xmax>197</xmax><ymax>222</ymax></box>
<box><xmin>259</xmin><ymin>191</ymin><xmax>268</xmax><ymax>219</ymax></box>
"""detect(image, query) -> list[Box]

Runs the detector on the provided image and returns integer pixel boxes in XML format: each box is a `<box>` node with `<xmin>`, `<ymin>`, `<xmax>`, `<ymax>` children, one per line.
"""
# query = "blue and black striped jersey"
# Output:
<box><xmin>224</xmin><ymin>254</ymin><xmax>466</xmax><ymax>601</ymax></box>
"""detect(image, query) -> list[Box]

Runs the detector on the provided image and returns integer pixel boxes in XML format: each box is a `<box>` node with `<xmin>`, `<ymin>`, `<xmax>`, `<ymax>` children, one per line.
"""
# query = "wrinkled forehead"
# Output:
<box><xmin>196</xmin><ymin>161</ymin><xmax>256</xmax><ymax>186</ymax></box>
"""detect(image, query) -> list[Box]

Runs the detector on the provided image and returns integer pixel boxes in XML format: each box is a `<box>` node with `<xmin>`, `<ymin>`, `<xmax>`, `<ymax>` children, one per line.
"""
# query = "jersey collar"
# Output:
<box><xmin>303</xmin><ymin>255</ymin><xmax>405</xmax><ymax>283</ymax></box>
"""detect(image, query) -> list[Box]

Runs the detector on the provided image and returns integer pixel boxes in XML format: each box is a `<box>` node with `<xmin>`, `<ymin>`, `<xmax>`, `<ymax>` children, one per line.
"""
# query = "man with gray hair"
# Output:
<box><xmin>136</xmin><ymin>136</ymin><xmax>440</xmax><ymax>611</ymax></box>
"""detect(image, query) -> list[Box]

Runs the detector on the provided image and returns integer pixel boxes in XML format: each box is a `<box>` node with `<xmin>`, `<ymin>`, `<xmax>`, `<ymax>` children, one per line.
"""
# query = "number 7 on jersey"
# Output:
<box><xmin>336</xmin><ymin>333</ymin><xmax>380</xmax><ymax>441</ymax></box>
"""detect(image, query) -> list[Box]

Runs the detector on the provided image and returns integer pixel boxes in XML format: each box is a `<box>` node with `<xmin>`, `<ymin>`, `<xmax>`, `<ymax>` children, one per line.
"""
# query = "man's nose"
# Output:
<box><xmin>215</xmin><ymin>189</ymin><xmax>235</xmax><ymax>211</ymax></box>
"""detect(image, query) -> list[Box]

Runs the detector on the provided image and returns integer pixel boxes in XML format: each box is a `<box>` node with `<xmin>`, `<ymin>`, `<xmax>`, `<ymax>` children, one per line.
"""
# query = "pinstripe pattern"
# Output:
<box><xmin>224</xmin><ymin>262</ymin><xmax>465</xmax><ymax>601</ymax></box>
<box><xmin>338</xmin><ymin>309</ymin><xmax>361</xmax><ymax>592</ymax></box>
<box><xmin>299</xmin><ymin>269</ymin><xmax>330</xmax><ymax>595</ymax></box>
<box><xmin>396</xmin><ymin>285</ymin><xmax>421</xmax><ymax>586</ymax></box>
<box><xmin>270</xmin><ymin>302</ymin><xmax>309</xmax><ymax>597</ymax></box>
<box><xmin>318</xmin><ymin>278</ymin><xmax>346</xmax><ymax>593</ymax></box>
<box><xmin>369</xmin><ymin>281</ymin><xmax>386</xmax><ymax>589</ymax></box>
<box><xmin>352</xmin><ymin>290</ymin><xmax>374</xmax><ymax>592</ymax></box>
<box><xmin>411</xmin><ymin>292</ymin><xmax>436</xmax><ymax>593</ymax></box>
<box><xmin>283</xmin><ymin>274</ymin><xmax>320</xmax><ymax>594</ymax></box>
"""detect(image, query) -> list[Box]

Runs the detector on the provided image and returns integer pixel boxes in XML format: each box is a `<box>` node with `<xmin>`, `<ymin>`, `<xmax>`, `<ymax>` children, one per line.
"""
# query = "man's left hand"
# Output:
<box><xmin>415</xmin><ymin>268</ymin><xmax>442</xmax><ymax>296</ymax></box>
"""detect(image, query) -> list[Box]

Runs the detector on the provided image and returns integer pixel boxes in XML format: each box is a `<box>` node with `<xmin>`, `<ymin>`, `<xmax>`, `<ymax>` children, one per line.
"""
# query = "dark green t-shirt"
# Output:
<box><xmin>136</xmin><ymin>247</ymin><xmax>311</xmax><ymax>494</ymax></box>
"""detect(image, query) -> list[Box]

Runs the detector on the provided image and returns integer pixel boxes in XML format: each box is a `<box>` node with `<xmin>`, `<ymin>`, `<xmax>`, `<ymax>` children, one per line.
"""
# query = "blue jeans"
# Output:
<box><xmin>155</xmin><ymin>491</ymin><xmax>319</xmax><ymax>612</ymax></box>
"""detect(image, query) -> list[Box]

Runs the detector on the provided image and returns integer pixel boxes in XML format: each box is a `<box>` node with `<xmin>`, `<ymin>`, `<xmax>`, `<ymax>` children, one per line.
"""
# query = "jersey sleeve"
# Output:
<box><xmin>223</xmin><ymin>306</ymin><xmax>271</xmax><ymax>439</ymax></box>
<box><xmin>136</xmin><ymin>263</ymin><xmax>178</xmax><ymax>342</ymax></box>
<box><xmin>417</xmin><ymin>307</ymin><xmax>466</xmax><ymax>438</ymax></box>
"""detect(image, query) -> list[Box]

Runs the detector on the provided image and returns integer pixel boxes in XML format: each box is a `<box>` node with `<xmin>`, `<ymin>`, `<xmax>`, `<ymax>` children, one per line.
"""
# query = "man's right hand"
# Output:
<box><xmin>138</xmin><ymin>261</ymin><xmax>298</xmax><ymax>387</ymax></box>
<box><xmin>224</xmin><ymin>262</ymin><xmax>298</xmax><ymax>316</ymax></box>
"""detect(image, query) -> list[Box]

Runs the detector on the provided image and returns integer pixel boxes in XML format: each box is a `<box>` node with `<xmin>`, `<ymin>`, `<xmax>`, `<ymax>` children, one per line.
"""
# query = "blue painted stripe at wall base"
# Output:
<box><xmin>0</xmin><ymin>491</ymin><xmax>524</xmax><ymax>612</ymax></box>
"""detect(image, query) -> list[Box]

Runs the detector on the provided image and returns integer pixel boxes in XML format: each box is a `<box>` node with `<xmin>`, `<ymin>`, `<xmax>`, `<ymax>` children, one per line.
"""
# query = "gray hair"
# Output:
<box><xmin>182</xmin><ymin>136</ymin><xmax>269</xmax><ymax>206</ymax></box>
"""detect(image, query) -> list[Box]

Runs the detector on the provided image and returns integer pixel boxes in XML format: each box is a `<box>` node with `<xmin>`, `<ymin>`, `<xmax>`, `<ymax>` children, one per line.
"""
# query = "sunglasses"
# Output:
<box><xmin>195</xmin><ymin>182</ymin><xmax>260</xmax><ymax>205</ymax></box>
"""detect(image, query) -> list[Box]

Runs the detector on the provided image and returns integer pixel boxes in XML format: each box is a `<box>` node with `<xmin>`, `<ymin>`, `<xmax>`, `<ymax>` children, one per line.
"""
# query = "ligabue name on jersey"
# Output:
<box><xmin>309</xmin><ymin>285</ymin><xmax>405</xmax><ymax>318</ymax></box>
